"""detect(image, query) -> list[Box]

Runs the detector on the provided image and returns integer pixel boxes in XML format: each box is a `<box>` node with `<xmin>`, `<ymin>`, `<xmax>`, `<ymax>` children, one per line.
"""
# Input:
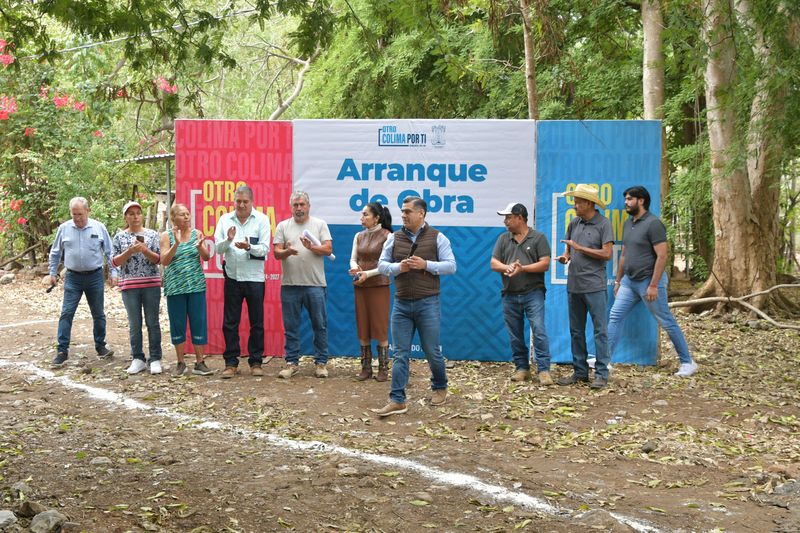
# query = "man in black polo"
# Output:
<box><xmin>607</xmin><ymin>185</ymin><xmax>698</xmax><ymax>377</ymax></box>
<box><xmin>556</xmin><ymin>184</ymin><xmax>614</xmax><ymax>389</ymax></box>
<box><xmin>490</xmin><ymin>202</ymin><xmax>554</xmax><ymax>385</ymax></box>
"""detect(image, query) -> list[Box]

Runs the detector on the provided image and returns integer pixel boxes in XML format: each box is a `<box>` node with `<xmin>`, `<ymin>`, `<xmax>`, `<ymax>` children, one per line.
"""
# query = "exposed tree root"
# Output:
<box><xmin>671</xmin><ymin>284</ymin><xmax>800</xmax><ymax>330</ymax></box>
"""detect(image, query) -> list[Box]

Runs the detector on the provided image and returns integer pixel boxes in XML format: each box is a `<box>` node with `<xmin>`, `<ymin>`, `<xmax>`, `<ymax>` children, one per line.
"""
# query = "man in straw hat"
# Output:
<box><xmin>490</xmin><ymin>202</ymin><xmax>554</xmax><ymax>385</ymax></box>
<box><xmin>556</xmin><ymin>184</ymin><xmax>614</xmax><ymax>389</ymax></box>
<box><xmin>607</xmin><ymin>185</ymin><xmax>698</xmax><ymax>378</ymax></box>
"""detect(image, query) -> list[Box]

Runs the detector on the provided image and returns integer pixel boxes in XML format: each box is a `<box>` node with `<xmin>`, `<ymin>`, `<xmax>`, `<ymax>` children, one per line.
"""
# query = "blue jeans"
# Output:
<box><xmin>568</xmin><ymin>290</ymin><xmax>609</xmax><ymax>379</ymax></box>
<box><xmin>121</xmin><ymin>287</ymin><xmax>162</xmax><ymax>362</ymax></box>
<box><xmin>502</xmin><ymin>289</ymin><xmax>551</xmax><ymax>373</ymax></box>
<box><xmin>608</xmin><ymin>273</ymin><xmax>693</xmax><ymax>364</ymax></box>
<box><xmin>389</xmin><ymin>295</ymin><xmax>448</xmax><ymax>404</ymax></box>
<box><xmin>281</xmin><ymin>286</ymin><xmax>328</xmax><ymax>365</ymax></box>
<box><xmin>57</xmin><ymin>269</ymin><xmax>107</xmax><ymax>355</ymax></box>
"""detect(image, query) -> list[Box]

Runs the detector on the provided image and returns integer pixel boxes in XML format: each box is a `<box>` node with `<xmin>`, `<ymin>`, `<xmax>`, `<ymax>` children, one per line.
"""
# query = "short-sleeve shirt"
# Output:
<box><xmin>622</xmin><ymin>211</ymin><xmax>667</xmax><ymax>281</ymax></box>
<box><xmin>273</xmin><ymin>216</ymin><xmax>332</xmax><ymax>287</ymax></box>
<box><xmin>491</xmin><ymin>227</ymin><xmax>550</xmax><ymax>295</ymax></box>
<box><xmin>111</xmin><ymin>229</ymin><xmax>161</xmax><ymax>290</ymax></box>
<box><xmin>564</xmin><ymin>212</ymin><xmax>614</xmax><ymax>293</ymax></box>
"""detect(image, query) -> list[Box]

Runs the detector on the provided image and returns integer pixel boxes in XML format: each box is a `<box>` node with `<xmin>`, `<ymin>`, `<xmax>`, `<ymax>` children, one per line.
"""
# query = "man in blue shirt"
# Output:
<box><xmin>49</xmin><ymin>197</ymin><xmax>117</xmax><ymax>367</ymax></box>
<box><xmin>214</xmin><ymin>185</ymin><xmax>271</xmax><ymax>378</ymax></box>
<box><xmin>373</xmin><ymin>196</ymin><xmax>457</xmax><ymax>417</ymax></box>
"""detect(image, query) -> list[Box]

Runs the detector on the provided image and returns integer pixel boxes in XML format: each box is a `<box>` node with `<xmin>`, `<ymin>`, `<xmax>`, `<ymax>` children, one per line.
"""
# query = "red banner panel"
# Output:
<box><xmin>175</xmin><ymin>120</ymin><xmax>293</xmax><ymax>356</ymax></box>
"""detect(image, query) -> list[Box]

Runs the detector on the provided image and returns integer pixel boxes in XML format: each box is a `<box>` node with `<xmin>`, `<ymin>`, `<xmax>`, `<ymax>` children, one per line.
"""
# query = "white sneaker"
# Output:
<box><xmin>675</xmin><ymin>362</ymin><xmax>698</xmax><ymax>377</ymax></box>
<box><xmin>150</xmin><ymin>360</ymin><xmax>163</xmax><ymax>375</ymax></box>
<box><xmin>126</xmin><ymin>359</ymin><xmax>148</xmax><ymax>375</ymax></box>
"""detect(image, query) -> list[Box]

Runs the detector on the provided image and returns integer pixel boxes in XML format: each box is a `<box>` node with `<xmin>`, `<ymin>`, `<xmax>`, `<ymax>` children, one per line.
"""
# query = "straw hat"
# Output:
<box><xmin>564</xmin><ymin>184</ymin><xmax>605</xmax><ymax>209</ymax></box>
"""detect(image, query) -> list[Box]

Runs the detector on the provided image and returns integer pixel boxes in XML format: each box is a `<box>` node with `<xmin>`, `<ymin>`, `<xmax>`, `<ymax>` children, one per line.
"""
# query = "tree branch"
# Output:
<box><xmin>670</xmin><ymin>284</ymin><xmax>800</xmax><ymax>330</ymax></box>
<box><xmin>268</xmin><ymin>47</ymin><xmax>320</xmax><ymax>120</ymax></box>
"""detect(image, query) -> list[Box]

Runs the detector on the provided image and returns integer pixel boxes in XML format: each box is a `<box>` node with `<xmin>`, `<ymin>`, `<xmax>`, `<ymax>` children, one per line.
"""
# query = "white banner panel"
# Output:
<box><xmin>293</xmin><ymin>119</ymin><xmax>536</xmax><ymax>226</ymax></box>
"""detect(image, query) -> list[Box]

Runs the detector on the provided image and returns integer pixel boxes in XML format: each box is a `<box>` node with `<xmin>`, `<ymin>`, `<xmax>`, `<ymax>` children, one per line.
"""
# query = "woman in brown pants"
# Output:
<box><xmin>348</xmin><ymin>201</ymin><xmax>392</xmax><ymax>381</ymax></box>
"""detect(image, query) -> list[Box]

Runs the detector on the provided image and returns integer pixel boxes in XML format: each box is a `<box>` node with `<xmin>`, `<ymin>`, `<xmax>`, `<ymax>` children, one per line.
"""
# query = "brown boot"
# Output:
<box><xmin>375</xmin><ymin>345</ymin><xmax>389</xmax><ymax>382</ymax></box>
<box><xmin>356</xmin><ymin>345</ymin><xmax>372</xmax><ymax>381</ymax></box>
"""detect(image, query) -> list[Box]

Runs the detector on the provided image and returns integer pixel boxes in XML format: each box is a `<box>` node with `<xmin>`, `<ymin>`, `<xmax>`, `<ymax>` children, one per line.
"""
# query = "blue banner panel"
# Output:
<box><xmin>535</xmin><ymin>120</ymin><xmax>662</xmax><ymax>366</ymax></box>
<box><xmin>296</xmin><ymin>224</ymin><xmax>513</xmax><ymax>361</ymax></box>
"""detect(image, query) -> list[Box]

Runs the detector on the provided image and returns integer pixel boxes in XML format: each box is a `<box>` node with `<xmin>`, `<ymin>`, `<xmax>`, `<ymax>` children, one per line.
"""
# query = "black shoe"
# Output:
<box><xmin>52</xmin><ymin>352</ymin><xmax>68</xmax><ymax>367</ymax></box>
<box><xmin>174</xmin><ymin>362</ymin><xmax>187</xmax><ymax>376</ymax></box>
<box><xmin>590</xmin><ymin>376</ymin><xmax>608</xmax><ymax>389</ymax></box>
<box><xmin>97</xmin><ymin>346</ymin><xmax>114</xmax><ymax>359</ymax></box>
<box><xmin>556</xmin><ymin>374</ymin><xmax>590</xmax><ymax>386</ymax></box>
<box><xmin>192</xmin><ymin>361</ymin><xmax>215</xmax><ymax>376</ymax></box>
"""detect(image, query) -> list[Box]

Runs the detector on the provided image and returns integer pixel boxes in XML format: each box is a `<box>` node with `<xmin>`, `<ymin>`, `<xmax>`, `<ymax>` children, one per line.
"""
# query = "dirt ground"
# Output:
<box><xmin>1</xmin><ymin>279</ymin><xmax>799</xmax><ymax>533</ymax></box>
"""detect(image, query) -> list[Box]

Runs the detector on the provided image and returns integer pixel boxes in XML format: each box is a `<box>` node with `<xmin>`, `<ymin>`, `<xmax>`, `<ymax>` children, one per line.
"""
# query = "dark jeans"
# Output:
<box><xmin>57</xmin><ymin>269</ymin><xmax>106</xmax><ymax>355</ymax></box>
<box><xmin>389</xmin><ymin>295</ymin><xmax>448</xmax><ymax>404</ymax></box>
<box><xmin>121</xmin><ymin>286</ymin><xmax>162</xmax><ymax>362</ymax></box>
<box><xmin>281</xmin><ymin>285</ymin><xmax>328</xmax><ymax>365</ymax></box>
<box><xmin>223</xmin><ymin>278</ymin><xmax>265</xmax><ymax>367</ymax></box>
<box><xmin>568</xmin><ymin>290</ymin><xmax>609</xmax><ymax>379</ymax></box>
<box><xmin>501</xmin><ymin>289</ymin><xmax>551</xmax><ymax>373</ymax></box>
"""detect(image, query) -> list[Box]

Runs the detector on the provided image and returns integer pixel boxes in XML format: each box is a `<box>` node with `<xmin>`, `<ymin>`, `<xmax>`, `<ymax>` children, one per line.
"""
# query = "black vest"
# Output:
<box><xmin>392</xmin><ymin>224</ymin><xmax>440</xmax><ymax>299</ymax></box>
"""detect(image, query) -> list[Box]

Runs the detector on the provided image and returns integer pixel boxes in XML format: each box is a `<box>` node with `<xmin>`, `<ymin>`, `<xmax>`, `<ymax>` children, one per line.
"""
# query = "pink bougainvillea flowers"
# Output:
<box><xmin>9</xmin><ymin>199</ymin><xmax>23</xmax><ymax>211</ymax></box>
<box><xmin>23</xmin><ymin>127</ymin><xmax>35</xmax><ymax>137</ymax></box>
<box><xmin>53</xmin><ymin>94</ymin><xmax>70</xmax><ymax>109</ymax></box>
<box><xmin>73</xmin><ymin>101</ymin><xmax>86</xmax><ymax>111</ymax></box>
<box><xmin>0</xmin><ymin>41</ymin><xmax>12</xmax><ymax>67</ymax></box>
<box><xmin>93</xmin><ymin>130</ymin><xmax>104</xmax><ymax>137</ymax></box>
<box><xmin>156</xmin><ymin>76</ymin><xmax>177</xmax><ymax>94</ymax></box>
<box><xmin>0</xmin><ymin>95</ymin><xmax>18</xmax><ymax>114</ymax></box>
<box><xmin>17</xmin><ymin>217</ymin><xmax>27</xmax><ymax>225</ymax></box>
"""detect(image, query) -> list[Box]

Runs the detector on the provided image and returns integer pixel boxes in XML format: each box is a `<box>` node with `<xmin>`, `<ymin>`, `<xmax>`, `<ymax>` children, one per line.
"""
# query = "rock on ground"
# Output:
<box><xmin>30</xmin><ymin>510</ymin><xmax>67</xmax><ymax>533</ymax></box>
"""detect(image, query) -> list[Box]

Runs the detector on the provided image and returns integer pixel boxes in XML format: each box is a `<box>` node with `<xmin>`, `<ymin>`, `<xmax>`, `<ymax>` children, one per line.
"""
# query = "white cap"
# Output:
<box><xmin>122</xmin><ymin>201</ymin><xmax>142</xmax><ymax>216</ymax></box>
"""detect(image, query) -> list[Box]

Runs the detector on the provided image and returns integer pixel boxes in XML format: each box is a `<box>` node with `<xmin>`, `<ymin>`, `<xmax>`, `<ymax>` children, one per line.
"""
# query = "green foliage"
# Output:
<box><xmin>0</xmin><ymin>49</ymin><xmax>154</xmax><ymax>255</ymax></box>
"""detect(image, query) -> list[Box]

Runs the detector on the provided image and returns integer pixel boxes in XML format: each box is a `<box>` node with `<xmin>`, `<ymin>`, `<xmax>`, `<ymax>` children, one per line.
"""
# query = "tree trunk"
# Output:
<box><xmin>693</xmin><ymin>0</ymin><xmax>790</xmax><ymax>311</ymax></box>
<box><xmin>642</xmin><ymin>0</ymin><xmax>669</xmax><ymax>211</ymax></box>
<box><xmin>519</xmin><ymin>0</ymin><xmax>538</xmax><ymax>119</ymax></box>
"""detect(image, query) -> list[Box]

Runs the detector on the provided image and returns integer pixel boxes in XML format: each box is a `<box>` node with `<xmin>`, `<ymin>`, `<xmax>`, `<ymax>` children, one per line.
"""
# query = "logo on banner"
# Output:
<box><xmin>377</xmin><ymin>125</ymin><xmax>428</xmax><ymax>147</ymax></box>
<box><xmin>431</xmin><ymin>124</ymin><xmax>446</xmax><ymax>147</ymax></box>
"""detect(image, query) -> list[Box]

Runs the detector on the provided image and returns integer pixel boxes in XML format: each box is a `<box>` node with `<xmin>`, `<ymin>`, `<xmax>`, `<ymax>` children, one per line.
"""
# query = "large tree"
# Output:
<box><xmin>696</xmin><ymin>0</ymin><xmax>799</xmax><ymax>309</ymax></box>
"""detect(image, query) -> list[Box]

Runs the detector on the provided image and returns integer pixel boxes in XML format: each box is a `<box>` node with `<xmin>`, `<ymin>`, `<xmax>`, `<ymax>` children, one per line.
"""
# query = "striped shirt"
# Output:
<box><xmin>111</xmin><ymin>229</ymin><xmax>161</xmax><ymax>290</ymax></box>
<box><xmin>163</xmin><ymin>229</ymin><xmax>207</xmax><ymax>296</ymax></box>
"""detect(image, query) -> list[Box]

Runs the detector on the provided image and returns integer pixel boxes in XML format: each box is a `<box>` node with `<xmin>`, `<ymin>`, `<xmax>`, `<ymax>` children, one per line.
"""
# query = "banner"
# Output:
<box><xmin>536</xmin><ymin>120</ymin><xmax>662</xmax><ymax>365</ymax></box>
<box><xmin>174</xmin><ymin>119</ymin><xmax>293</xmax><ymax>356</ymax></box>
<box><xmin>293</xmin><ymin>119</ymin><xmax>536</xmax><ymax>359</ymax></box>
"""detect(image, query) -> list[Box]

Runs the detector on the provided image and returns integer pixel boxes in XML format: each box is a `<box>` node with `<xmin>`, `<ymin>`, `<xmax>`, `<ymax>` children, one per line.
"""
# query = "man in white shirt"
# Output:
<box><xmin>214</xmin><ymin>185</ymin><xmax>271</xmax><ymax>378</ymax></box>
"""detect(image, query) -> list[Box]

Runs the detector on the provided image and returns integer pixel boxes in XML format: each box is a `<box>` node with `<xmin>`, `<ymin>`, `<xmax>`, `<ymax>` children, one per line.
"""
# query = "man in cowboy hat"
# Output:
<box><xmin>556</xmin><ymin>184</ymin><xmax>614</xmax><ymax>389</ymax></box>
<box><xmin>491</xmin><ymin>202</ymin><xmax>554</xmax><ymax>385</ymax></box>
<box><xmin>607</xmin><ymin>185</ymin><xmax>698</xmax><ymax>378</ymax></box>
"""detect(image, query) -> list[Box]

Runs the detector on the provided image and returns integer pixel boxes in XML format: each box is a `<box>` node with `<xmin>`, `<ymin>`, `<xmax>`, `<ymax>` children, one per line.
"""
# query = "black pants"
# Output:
<box><xmin>222</xmin><ymin>278</ymin><xmax>265</xmax><ymax>367</ymax></box>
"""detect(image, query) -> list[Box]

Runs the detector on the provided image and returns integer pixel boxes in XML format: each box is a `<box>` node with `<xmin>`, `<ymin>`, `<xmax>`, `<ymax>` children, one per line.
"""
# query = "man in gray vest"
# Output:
<box><xmin>607</xmin><ymin>185</ymin><xmax>698</xmax><ymax>377</ymax></box>
<box><xmin>373</xmin><ymin>196</ymin><xmax>457</xmax><ymax>417</ymax></box>
<box><xmin>555</xmin><ymin>184</ymin><xmax>614</xmax><ymax>389</ymax></box>
<box><xmin>491</xmin><ymin>202</ymin><xmax>554</xmax><ymax>385</ymax></box>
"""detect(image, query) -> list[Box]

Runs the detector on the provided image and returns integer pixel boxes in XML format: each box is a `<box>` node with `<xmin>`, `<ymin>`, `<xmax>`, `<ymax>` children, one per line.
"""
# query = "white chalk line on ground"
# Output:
<box><xmin>0</xmin><ymin>359</ymin><xmax>660</xmax><ymax>533</ymax></box>
<box><xmin>0</xmin><ymin>319</ymin><xmax>58</xmax><ymax>329</ymax></box>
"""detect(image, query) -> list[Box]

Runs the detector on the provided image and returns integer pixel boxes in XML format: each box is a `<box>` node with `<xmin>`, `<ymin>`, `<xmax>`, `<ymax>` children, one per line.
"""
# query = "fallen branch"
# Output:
<box><xmin>0</xmin><ymin>243</ymin><xmax>40</xmax><ymax>270</ymax></box>
<box><xmin>669</xmin><ymin>283</ymin><xmax>800</xmax><ymax>330</ymax></box>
